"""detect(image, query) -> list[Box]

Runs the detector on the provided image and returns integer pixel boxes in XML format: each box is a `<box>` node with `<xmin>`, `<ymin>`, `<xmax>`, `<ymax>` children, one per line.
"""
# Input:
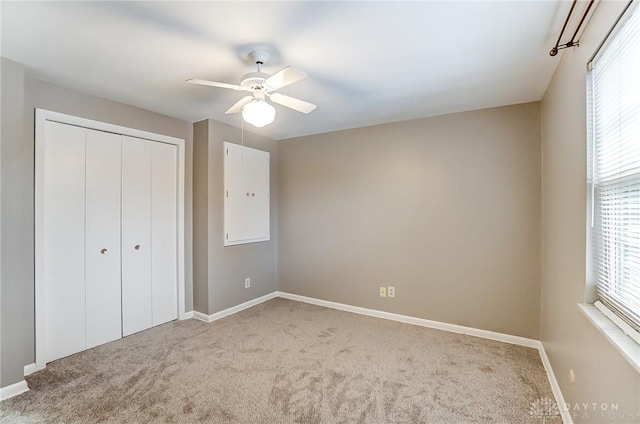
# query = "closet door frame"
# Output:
<box><xmin>34</xmin><ymin>108</ymin><xmax>187</xmax><ymax>371</ymax></box>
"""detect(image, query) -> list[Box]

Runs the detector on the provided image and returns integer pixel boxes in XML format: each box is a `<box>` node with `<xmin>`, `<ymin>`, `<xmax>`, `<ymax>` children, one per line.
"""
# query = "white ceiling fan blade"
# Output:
<box><xmin>264</xmin><ymin>67</ymin><xmax>307</xmax><ymax>91</ymax></box>
<box><xmin>225</xmin><ymin>96</ymin><xmax>254</xmax><ymax>114</ymax></box>
<box><xmin>269</xmin><ymin>93</ymin><xmax>317</xmax><ymax>114</ymax></box>
<box><xmin>187</xmin><ymin>78</ymin><xmax>250</xmax><ymax>91</ymax></box>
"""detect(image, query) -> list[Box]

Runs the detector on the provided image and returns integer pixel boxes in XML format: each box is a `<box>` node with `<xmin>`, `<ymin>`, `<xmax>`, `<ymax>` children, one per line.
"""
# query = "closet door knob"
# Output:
<box><xmin>100</xmin><ymin>248</ymin><xmax>108</xmax><ymax>254</ymax></box>
<box><xmin>134</xmin><ymin>244</ymin><xmax>141</xmax><ymax>250</ymax></box>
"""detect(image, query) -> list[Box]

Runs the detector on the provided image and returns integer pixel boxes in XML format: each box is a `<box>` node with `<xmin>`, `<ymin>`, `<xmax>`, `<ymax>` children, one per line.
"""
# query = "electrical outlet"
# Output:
<box><xmin>388</xmin><ymin>286</ymin><xmax>395</xmax><ymax>298</ymax></box>
<box><xmin>379</xmin><ymin>287</ymin><xmax>387</xmax><ymax>297</ymax></box>
<box><xmin>245</xmin><ymin>277</ymin><xmax>251</xmax><ymax>288</ymax></box>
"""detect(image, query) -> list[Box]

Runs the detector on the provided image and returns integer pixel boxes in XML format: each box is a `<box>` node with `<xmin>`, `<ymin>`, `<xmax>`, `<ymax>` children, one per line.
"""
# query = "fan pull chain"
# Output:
<box><xmin>241</xmin><ymin>111</ymin><xmax>245</xmax><ymax>163</ymax></box>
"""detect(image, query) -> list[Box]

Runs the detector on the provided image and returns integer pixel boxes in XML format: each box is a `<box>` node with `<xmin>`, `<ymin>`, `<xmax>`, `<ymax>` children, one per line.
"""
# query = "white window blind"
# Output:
<box><xmin>588</xmin><ymin>1</ymin><xmax>640</xmax><ymax>333</ymax></box>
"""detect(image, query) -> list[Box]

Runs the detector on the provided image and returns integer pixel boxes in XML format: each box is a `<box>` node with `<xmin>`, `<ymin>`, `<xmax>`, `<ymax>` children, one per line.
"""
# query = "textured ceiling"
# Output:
<box><xmin>1</xmin><ymin>1</ymin><xmax>571</xmax><ymax>140</ymax></box>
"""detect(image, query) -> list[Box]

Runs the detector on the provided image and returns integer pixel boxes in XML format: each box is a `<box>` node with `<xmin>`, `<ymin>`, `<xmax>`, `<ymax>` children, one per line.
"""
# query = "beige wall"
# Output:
<box><xmin>540</xmin><ymin>1</ymin><xmax>640</xmax><ymax>422</ymax></box>
<box><xmin>278</xmin><ymin>102</ymin><xmax>541</xmax><ymax>339</ymax></box>
<box><xmin>192</xmin><ymin>120</ymin><xmax>210</xmax><ymax>314</ymax></box>
<box><xmin>193</xmin><ymin>119</ymin><xmax>278</xmax><ymax>314</ymax></box>
<box><xmin>1</xmin><ymin>58</ymin><xmax>28</xmax><ymax>388</ymax></box>
<box><xmin>0</xmin><ymin>68</ymin><xmax>194</xmax><ymax>387</ymax></box>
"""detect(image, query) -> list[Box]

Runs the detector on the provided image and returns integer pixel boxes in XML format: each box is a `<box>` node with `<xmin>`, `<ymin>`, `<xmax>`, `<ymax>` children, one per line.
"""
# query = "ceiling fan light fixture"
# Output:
<box><xmin>242</xmin><ymin>99</ymin><xmax>276</xmax><ymax>127</ymax></box>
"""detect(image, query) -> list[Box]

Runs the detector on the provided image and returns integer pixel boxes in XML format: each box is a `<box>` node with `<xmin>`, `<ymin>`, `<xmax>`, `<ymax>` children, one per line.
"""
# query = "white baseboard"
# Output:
<box><xmin>0</xmin><ymin>379</ymin><xmax>29</xmax><ymax>400</ymax></box>
<box><xmin>181</xmin><ymin>311</ymin><xmax>194</xmax><ymax>320</ymax></box>
<box><xmin>275</xmin><ymin>291</ymin><xmax>539</xmax><ymax>348</ymax></box>
<box><xmin>537</xmin><ymin>342</ymin><xmax>573</xmax><ymax>424</ymax></box>
<box><xmin>191</xmin><ymin>292</ymin><xmax>278</xmax><ymax>323</ymax></box>
<box><xmin>192</xmin><ymin>311</ymin><xmax>211</xmax><ymax>322</ymax></box>
<box><xmin>23</xmin><ymin>363</ymin><xmax>38</xmax><ymax>376</ymax></box>
<box><xmin>188</xmin><ymin>290</ymin><xmax>538</xmax><ymax>349</ymax></box>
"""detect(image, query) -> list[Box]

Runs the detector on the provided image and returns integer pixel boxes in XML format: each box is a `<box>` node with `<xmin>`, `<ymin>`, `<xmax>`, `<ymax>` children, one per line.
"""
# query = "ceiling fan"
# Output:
<box><xmin>187</xmin><ymin>50</ymin><xmax>316</xmax><ymax>128</ymax></box>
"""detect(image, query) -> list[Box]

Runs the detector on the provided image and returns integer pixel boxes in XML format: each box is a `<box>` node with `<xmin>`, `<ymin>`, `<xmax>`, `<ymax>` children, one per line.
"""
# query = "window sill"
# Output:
<box><xmin>578</xmin><ymin>302</ymin><xmax>640</xmax><ymax>373</ymax></box>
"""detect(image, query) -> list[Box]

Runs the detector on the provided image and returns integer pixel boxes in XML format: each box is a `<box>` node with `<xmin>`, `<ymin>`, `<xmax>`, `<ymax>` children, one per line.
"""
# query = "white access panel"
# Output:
<box><xmin>223</xmin><ymin>142</ymin><xmax>270</xmax><ymax>246</ymax></box>
<box><xmin>85</xmin><ymin>129</ymin><xmax>122</xmax><ymax>349</ymax></box>
<box><xmin>121</xmin><ymin>136</ymin><xmax>153</xmax><ymax>336</ymax></box>
<box><xmin>43</xmin><ymin>121</ymin><xmax>87</xmax><ymax>363</ymax></box>
<box><xmin>151</xmin><ymin>142</ymin><xmax>178</xmax><ymax>325</ymax></box>
<box><xmin>224</xmin><ymin>141</ymin><xmax>249</xmax><ymax>243</ymax></box>
<box><xmin>246</xmin><ymin>147</ymin><xmax>270</xmax><ymax>240</ymax></box>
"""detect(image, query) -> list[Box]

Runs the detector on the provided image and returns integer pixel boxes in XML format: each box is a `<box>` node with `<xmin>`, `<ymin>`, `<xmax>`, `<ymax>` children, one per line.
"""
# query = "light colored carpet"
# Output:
<box><xmin>0</xmin><ymin>298</ymin><xmax>555</xmax><ymax>423</ymax></box>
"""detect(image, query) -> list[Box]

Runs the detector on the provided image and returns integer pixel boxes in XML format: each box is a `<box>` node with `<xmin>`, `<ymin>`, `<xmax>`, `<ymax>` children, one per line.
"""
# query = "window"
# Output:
<box><xmin>587</xmin><ymin>1</ymin><xmax>640</xmax><ymax>334</ymax></box>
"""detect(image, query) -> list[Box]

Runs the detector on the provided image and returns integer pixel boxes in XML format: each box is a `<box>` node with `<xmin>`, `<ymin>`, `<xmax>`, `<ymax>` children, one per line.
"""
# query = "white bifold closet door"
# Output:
<box><xmin>121</xmin><ymin>137</ymin><xmax>177</xmax><ymax>336</ymax></box>
<box><xmin>121</xmin><ymin>137</ymin><xmax>153</xmax><ymax>336</ymax></box>
<box><xmin>43</xmin><ymin>122</ymin><xmax>87</xmax><ymax>363</ymax></box>
<box><xmin>85</xmin><ymin>130</ymin><xmax>123</xmax><ymax>349</ymax></box>
<box><xmin>149</xmin><ymin>141</ymin><xmax>178</xmax><ymax>326</ymax></box>
<box><xmin>43</xmin><ymin>120</ymin><xmax>178</xmax><ymax>363</ymax></box>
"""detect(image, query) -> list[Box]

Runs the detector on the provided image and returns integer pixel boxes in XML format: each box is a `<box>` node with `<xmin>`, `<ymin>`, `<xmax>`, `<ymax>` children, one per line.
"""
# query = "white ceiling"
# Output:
<box><xmin>1</xmin><ymin>1</ymin><xmax>571</xmax><ymax>140</ymax></box>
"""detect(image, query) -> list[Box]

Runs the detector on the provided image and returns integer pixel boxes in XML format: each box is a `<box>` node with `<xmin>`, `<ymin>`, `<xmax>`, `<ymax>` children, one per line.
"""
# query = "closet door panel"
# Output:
<box><xmin>121</xmin><ymin>137</ymin><xmax>152</xmax><ymax>336</ymax></box>
<box><xmin>151</xmin><ymin>142</ymin><xmax>178</xmax><ymax>325</ymax></box>
<box><xmin>85</xmin><ymin>130</ymin><xmax>122</xmax><ymax>349</ymax></box>
<box><xmin>43</xmin><ymin>121</ymin><xmax>87</xmax><ymax>363</ymax></box>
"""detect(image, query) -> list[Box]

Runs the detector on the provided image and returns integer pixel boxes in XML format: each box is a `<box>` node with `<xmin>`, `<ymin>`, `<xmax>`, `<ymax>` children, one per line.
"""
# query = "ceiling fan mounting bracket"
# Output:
<box><xmin>247</xmin><ymin>50</ymin><xmax>271</xmax><ymax>66</ymax></box>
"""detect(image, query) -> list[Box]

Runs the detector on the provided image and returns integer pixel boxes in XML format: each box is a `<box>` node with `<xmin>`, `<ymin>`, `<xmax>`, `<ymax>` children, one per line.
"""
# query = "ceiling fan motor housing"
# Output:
<box><xmin>240</xmin><ymin>72</ymin><xmax>269</xmax><ymax>89</ymax></box>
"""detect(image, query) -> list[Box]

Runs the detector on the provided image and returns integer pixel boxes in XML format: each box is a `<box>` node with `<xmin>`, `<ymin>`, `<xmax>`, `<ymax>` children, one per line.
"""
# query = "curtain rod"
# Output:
<box><xmin>550</xmin><ymin>0</ymin><xmax>596</xmax><ymax>56</ymax></box>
